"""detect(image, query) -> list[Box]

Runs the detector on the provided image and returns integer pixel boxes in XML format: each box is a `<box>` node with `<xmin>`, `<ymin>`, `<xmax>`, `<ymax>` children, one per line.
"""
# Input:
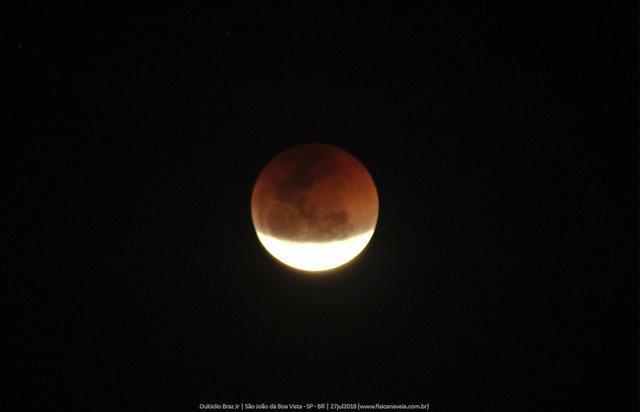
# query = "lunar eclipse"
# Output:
<box><xmin>251</xmin><ymin>143</ymin><xmax>379</xmax><ymax>272</ymax></box>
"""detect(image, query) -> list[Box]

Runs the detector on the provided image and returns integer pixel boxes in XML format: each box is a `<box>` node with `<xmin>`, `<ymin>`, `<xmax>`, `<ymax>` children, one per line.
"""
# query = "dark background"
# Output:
<box><xmin>7</xmin><ymin>3</ymin><xmax>638</xmax><ymax>410</ymax></box>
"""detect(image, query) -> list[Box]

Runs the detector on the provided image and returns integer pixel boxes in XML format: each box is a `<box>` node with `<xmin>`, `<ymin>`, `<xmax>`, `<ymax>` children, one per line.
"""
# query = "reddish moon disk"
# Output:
<box><xmin>251</xmin><ymin>143</ymin><xmax>379</xmax><ymax>271</ymax></box>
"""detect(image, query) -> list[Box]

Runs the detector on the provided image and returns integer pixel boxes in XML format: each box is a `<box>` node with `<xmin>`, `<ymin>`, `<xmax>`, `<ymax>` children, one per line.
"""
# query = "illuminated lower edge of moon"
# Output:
<box><xmin>255</xmin><ymin>229</ymin><xmax>375</xmax><ymax>272</ymax></box>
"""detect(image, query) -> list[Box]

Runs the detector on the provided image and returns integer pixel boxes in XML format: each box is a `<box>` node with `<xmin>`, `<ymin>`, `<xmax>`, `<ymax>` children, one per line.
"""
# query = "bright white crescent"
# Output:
<box><xmin>256</xmin><ymin>229</ymin><xmax>375</xmax><ymax>272</ymax></box>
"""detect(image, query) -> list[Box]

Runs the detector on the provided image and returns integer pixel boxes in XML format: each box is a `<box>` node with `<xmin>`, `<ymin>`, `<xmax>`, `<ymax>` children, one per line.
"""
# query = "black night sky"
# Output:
<box><xmin>8</xmin><ymin>3</ymin><xmax>638</xmax><ymax>411</ymax></box>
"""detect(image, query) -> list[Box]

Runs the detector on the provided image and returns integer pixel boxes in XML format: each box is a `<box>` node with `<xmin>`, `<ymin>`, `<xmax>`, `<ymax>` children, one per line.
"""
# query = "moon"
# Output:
<box><xmin>251</xmin><ymin>143</ymin><xmax>379</xmax><ymax>272</ymax></box>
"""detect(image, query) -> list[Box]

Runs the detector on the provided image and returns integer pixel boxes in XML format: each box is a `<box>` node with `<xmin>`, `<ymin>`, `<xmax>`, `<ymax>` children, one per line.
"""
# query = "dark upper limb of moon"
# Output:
<box><xmin>252</xmin><ymin>144</ymin><xmax>378</xmax><ymax>243</ymax></box>
<box><xmin>265</xmin><ymin>147</ymin><xmax>353</xmax><ymax>241</ymax></box>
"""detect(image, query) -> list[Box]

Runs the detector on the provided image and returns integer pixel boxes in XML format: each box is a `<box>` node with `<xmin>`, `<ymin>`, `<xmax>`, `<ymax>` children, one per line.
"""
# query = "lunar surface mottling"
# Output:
<box><xmin>252</xmin><ymin>143</ymin><xmax>378</xmax><ymax>243</ymax></box>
